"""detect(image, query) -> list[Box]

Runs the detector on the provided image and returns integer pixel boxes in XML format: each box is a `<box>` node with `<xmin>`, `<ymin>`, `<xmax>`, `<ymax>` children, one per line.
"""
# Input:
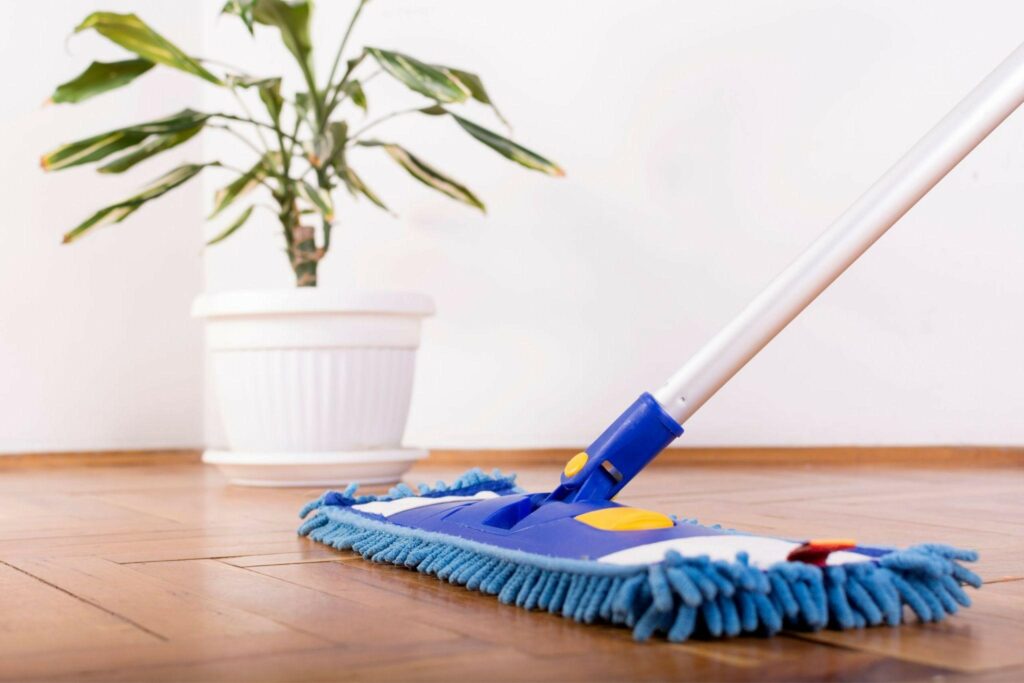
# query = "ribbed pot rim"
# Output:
<box><xmin>192</xmin><ymin>289</ymin><xmax>435</xmax><ymax>319</ymax></box>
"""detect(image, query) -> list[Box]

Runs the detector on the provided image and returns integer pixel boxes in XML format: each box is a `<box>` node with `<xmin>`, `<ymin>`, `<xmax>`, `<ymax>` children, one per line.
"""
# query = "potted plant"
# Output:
<box><xmin>42</xmin><ymin>0</ymin><xmax>562</xmax><ymax>485</ymax></box>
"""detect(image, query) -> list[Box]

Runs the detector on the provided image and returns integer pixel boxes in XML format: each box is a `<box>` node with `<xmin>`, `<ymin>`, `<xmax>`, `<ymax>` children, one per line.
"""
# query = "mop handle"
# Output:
<box><xmin>653</xmin><ymin>41</ymin><xmax>1024</xmax><ymax>424</ymax></box>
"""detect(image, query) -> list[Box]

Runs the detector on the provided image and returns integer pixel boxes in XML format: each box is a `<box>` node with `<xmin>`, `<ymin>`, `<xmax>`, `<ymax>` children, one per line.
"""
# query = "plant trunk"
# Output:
<box><xmin>278</xmin><ymin>194</ymin><xmax>322</xmax><ymax>287</ymax></box>
<box><xmin>290</xmin><ymin>224</ymin><xmax>321</xmax><ymax>287</ymax></box>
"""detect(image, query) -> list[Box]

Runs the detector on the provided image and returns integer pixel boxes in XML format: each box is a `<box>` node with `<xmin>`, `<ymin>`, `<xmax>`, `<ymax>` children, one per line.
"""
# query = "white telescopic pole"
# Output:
<box><xmin>654</xmin><ymin>41</ymin><xmax>1024</xmax><ymax>424</ymax></box>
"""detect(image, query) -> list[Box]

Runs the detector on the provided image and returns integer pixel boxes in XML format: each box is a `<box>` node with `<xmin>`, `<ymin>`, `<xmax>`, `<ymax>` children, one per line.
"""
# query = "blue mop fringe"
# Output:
<box><xmin>298</xmin><ymin>469</ymin><xmax>981</xmax><ymax>642</ymax></box>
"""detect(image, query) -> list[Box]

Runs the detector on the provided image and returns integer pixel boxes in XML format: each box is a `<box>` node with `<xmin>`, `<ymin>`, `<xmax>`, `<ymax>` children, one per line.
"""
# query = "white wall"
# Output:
<box><xmin>203</xmin><ymin>0</ymin><xmax>1024</xmax><ymax>448</ymax></box>
<box><xmin>4</xmin><ymin>1</ymin><xmax>1023</xmax><ymax>453</ymax></box>
<box><xmin>0</xmin><ymin>0</ymin><xmax>206</xmax><ymax>452</ymax></box>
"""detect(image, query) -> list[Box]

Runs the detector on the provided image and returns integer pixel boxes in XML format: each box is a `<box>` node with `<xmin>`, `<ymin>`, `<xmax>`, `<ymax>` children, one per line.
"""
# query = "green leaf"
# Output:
<box><xmin>342</xmin><ymin>166</ymin><xmax>389</xmax><ymax>212</ymax></box>
<box><xmin>42</xmin><ymin>130</ymin><xmax>147</xmax><ymax>172</ymax></box>
<box><xmin>228</xmin><ymin>75</ymin><xmax>284</xmax><ymax>124</ymax></box>
<box><xmin>210</xmin><ymin>155</ymin><xmax>273</xmax><ymax>218</ymax></box>
<box><xmin>360</xmin><ymin>140</ymin><xmax>484</xmax><ymax>211</ymax></box>
<box><xmin>437</xmin><ymin>66</ymin><xmax>509</xmax><ymax>126</ymax></box>
<box><xmin>41</xmin><ymin>109</ymin><xmax>211</xmax><ymax>171</ymax></box>
<box><xmin>63</xmin><ymin>163</ymin><xmax>215</xmax><ymax>243</ymax></box>
<box><xmin>443</xmin><ymin>68</ymin><xmax>488</xmax><ymax>105</ymax></box>
<box><xmin>451</xmin><ymin>114</ymin><xmax>563</xmax><ymax>176</ymax></box>
<box><xmin>325</xmin><ymin>124</ymin><xmax>387</xmax><ymax>210</ymax></box>
<box><xmin>221</xmin><ymin>0</ymin><xmax>255</xmax><ymax>34</ymax></box>
<box><xmin>50</xmin><ymin>59</ymin><xmax>154</xmax><ymax>104</ymax></box>
<box><xmin>227</xmin><ymin>0</ymin><xmax>313</xmax><ymax>72</ymax></box>
<box><xmin>206</xmin><ymin>205</ymin><xmax>254</xmax><ymax>246</ymax></box>
<box><xmin>305</xmin><ymin>121</ymin><xmax>349</xmax><ymax>169</ymax></box>
<box><xmin>341</xmin><ymin>80</ymin><xmax>367</xmax><ymax>111</ymax></box>
<box><xmin>98</xmin><ymin>124</ymin><xmax>204</xmax><ymax>173</ymax></box>
<box><xmin>294</xmin><ymin>91</ymin><xmax>315</xmax><ymax>124</ymax></box>
<box><xmin>418</xmin><ymin>104</ymin><xmax>447</xmax><ymax>116</ymax></box>
<box><xmin>75</xmin><ymin>12</ymin><xmax>222</xmax><ymax>85</ymax></box>
<box><xmin>366</xmin><ymin>48</ymin><xmax>468</xmax><ymax>104</ymax></box>
<box><xmin>298</xmin><ymin>181</ymin><xmax>334</xmax><ymax>221</ymax></box>
<box><xmin>257</xmin><ymin>80</ymin><xmax>284</xmax><ymax>124</ymax></box>
<box><xmin>324</xmin><ymin>121</ymin><xmax>348</xmax><ymax>171</ymax></box>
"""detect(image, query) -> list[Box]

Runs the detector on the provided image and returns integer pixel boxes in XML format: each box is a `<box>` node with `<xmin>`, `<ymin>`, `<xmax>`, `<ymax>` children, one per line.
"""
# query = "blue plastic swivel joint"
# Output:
<box><xmin>546</xmin><ymin>393</ymin><xmax>683</xmax><ymax>504</ymax></box>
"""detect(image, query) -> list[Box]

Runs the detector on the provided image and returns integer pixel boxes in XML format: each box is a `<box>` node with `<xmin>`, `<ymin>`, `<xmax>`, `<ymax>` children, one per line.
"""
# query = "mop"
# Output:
<box><xmin>297</xmin><ymin>39</ymin><xmax>1024</xmax><ymax>642</ymax></box>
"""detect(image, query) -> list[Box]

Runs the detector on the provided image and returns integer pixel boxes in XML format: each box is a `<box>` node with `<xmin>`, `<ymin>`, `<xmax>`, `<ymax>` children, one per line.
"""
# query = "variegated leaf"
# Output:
<box><xmin>41</xmin><ymin>109</ymin><xmax>210</xmax><ymax>171</ymax></box>
<box><xmin>366</xmin><ymin>48</ymin><xmax>468</xmax><ymax>103</ymax></box>
<box><xmin>209</xmin><ymin>155</ymin><xmax>273</xmax><ymax>218</ymax></box>
<box><xmin>75</xmin><ymin>12</ymin><xmax>222</xmax><ymax>84</ymax></box>
<box><xmin>50</xmin><ymin>59</ymin><xmax>154</xmax><ymax>104</ymax></box>
<box><xmin>206</xmin><ymin>205</ymin><xmax>255</xmax><ymax>245</ymax></box>
<box><xmin>452</xmin><ymin>114</ymin><xmax>563</xmax><ymax>176</ymax></box>
<box><xmin>360</xmin><ymin>140</ymin><xmax>484</xmax><ymax>211</ymax></box>
<box><xmin>63</xmin><ymin>163</ymin><xmax>216</xmax><ymax>243</ymax></box>
<box><xmin>297</xmin><ymin>180</ymin><xmax>334</xmax><ymax>221</ymax></box>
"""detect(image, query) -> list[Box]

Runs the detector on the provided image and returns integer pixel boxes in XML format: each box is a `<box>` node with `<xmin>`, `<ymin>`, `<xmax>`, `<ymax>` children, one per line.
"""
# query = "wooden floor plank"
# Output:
<box><xmin>0</xmin><ymin>561</ymin><xmax>157</xmax><ymax>658</ymax></box>
<box><xmin>0</xmin><ymin>632</ymin><xmax>328</xmax><ymax>682</ymax></box>
<box><xmin>129</xmin><ymin>558</ymin><xmax>467</xmax><ymax>647</ymax></box>
<box><xmin>795</xmin><ymin>580</ymin><xmax>1024</xmax><ymax>672</ymax></box>
<box><xmin>4</xmin><ymin>556</ymin><xmax>292</xmax><ymax>640</ymax></box>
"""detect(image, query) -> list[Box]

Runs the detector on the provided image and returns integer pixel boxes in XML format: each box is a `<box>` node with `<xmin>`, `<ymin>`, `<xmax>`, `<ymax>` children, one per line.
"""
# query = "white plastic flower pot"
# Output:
<box><xmin>192</xmin><ymin>289</ymin><xmax>434</xmax><ymax>487</ymax></box>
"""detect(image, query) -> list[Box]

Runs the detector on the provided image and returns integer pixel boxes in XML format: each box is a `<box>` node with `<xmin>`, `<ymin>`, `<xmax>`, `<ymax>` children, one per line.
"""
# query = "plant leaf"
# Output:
<box><xmin>341</xmin><ymin>80</ymin><xmax>367</xmax><ymax>111</ymax></box>
<box><xmin>359</xmin><ymin>140</ymin><xmax>484</xmax><ymax>211</ymax></box>
<box><xmin>326</xmin><ymin>124</ymin><xmax>387</xmax><ymax>210</ymax></box>
<box><xmin>50</xmin><ymin>59</ymin><xmax>154</xmax><ymax>104</ymax></box>
<box><xmin>98</xmin><ymin>124</ymin><xmax>204</xmax><ymax>173</ymax></box>
<box><xmin>437</xmin><ymin>66</ymin><xmax>509</xmax><ymax>126</ymax></box>
<box><xmin>297</xmin><ymin>181</ymin><xmax>334</xmax><ymax>221</ymax></box>
<box><xmin>228</xmin><ymin>75</ymin><xmax>284</xmax><ymax>124</ymax></box>
<box><xmin>451</xmin><ymin>114</ymin><xmax>563</xmax><ymax>176</ymax></box>
<box><xmin>221</xmin><ymin>0</ymin><xmax>255</xmax><ymax>34</ymax></box>
<box><xmin>257</xmin><ymin>80</ymin><xmax>284</xmax><ymax>124</ymax></box>
<box><xmin>75</xmin><ymin>12</ymin><xmax>221</xmax><ymax>85</ymax></box>
<box><xmin>341</xmin><ymin>166</ymin><xmax>389</xmax><ymax>212</ymax></box>
<box><xmin>209</xmin><ymin>154</ymin><xmax>273</xmax><ymax>218</ymax></box>
<box><xmin>442</xmin><ymin>68</ymin><xmax>488</xmax><ymax>104</ymax></box>
<box><xmin>227</xmin><ymin>0</ymin><xmax>313</xmax><ymax>72</ymax></box>
<box><xmin>324</xmin><ymin>121</ymin><xmax>348</xmax><ymax>171</ymax></box>
<box><xmin>63</xmin><ymin>163</ymin><xmax>215</xmax><ymax>243</ymax></box>
<box><xmin>206</xmin><ymin>205</ymin><xmax>254</xmax><ymax>246</ymax></box>
<box><xmin>366</xmin><ymin>48</ymin><xmax>468</xmax><ymax>104</ymax></box>
<box><xmin>418</xmin><ymin>104</ymin><xmax>447</xmax><ymax>116</ymax></box>
<box><xmin>294</xmin><ymin>91</ymin><xmax>316</xmax><ymax>125</ymax></box>
<box><xmin>41</xmin><ymin>109</ymin><xmax>211</xmax><ymax>171</ymax></box>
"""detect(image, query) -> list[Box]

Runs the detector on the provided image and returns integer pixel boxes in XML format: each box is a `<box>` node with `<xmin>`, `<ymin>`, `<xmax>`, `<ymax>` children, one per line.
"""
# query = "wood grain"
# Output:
<box><xmin>0</xmin><ymin>453</ymin><xmax>1020</xmax><ymax>681</ymax></box>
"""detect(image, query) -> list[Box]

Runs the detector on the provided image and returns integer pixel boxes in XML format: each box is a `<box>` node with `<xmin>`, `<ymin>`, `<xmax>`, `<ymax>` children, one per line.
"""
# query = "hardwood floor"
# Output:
<box><xmin>0</xmin><ymin>453</ymin><xmax>1021</xmax><ymax>682</ymax></box>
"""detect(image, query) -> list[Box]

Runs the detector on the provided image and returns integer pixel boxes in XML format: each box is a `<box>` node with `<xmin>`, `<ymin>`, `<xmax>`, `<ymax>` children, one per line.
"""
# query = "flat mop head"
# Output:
<box><xmin>299</xmin><ymin>466</ymin><xmax>981</xmax><ymax>642</ymax></box>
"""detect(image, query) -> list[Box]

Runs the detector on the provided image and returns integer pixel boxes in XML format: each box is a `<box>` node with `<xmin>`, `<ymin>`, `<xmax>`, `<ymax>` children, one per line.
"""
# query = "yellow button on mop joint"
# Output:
<box><xmin>574</xmin><ymin>507</ymin><xmax>675</xmax><ymax>531</ymax></box>
<box><xmin>563</xmin><ymin>452</ymin><xmax>589</xmax><ymax>477</ymax></box>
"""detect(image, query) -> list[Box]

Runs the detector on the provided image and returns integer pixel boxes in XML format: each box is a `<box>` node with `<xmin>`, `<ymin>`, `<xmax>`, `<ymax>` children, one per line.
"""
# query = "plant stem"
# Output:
<box><xmin>210</xmin><ymin>124</ymin><xmax>266</xmax><ymax>159</ymax></box>
<box><xmin>324</xmin><ymin>0</ymin><xmax>368</xmax><ymax>101</ymax></box>
<box><xmin>228</xmin><ymin>86</ymin><xmax>273</xmax><ymax>152</ymax></box>
<box><xmin>295</xmin><ymin>57</ymin><xmax>324</xmax><ymax>129</ymax></box>
<box><xmin>346</xmin><ymin>106</ymin><xmax>422</xmax><ymax>143</ymax></box>
<box><xmin>212</xmin><ymin>113</ymin><xmax>303</xmax><ymax>145</ymax></box>
<box><xmin>316</xmin><ymin>167</ymin><xmax>335</xmax><ymax>255</ymax></box>
<box><xmin>214</xmin><ymin>162</ymin><xmax>278</xmax><ymax>193</ymax></box>
<box><xmin>197</xmin><ymin>55</ymin><xmax>251</xmax><ymax>76</ymax></box>
<box><xmin>326</xmin><ymin>66</ymin><xmax>381</xmax><ymax>120</ymax></box>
